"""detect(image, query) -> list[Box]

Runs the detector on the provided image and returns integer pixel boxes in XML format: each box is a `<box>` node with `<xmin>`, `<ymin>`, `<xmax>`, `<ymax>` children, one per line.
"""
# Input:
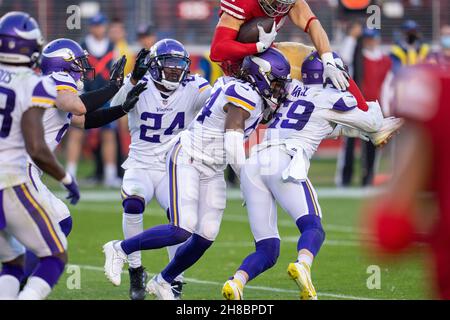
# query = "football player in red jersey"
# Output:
<box><xmin>210</xmin><ymin>0</ymin><xmax>350</xmax><ymax>91</ymax></box>
<box><xmin>367</xmin><ymin>65</ymin><xmax>450</xmax><ymax>299</ymax></box>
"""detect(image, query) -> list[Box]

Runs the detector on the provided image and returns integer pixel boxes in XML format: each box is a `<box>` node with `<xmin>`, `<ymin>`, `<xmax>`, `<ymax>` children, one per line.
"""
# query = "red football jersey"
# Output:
<box><xmin>219</xmin><ymin>0</ymin><xmax>288</xmax><ymax>29</ymax></box>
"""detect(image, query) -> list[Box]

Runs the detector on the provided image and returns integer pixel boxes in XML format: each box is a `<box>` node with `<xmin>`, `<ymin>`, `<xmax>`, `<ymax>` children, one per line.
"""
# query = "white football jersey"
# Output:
<box><xmin>0</xmin><ymin>63</ymin><xmax>57</xmax><ymax>189</ymax></box>
<box><xmin>257</xmin><ymin>80</ymin><xmax>382</xmax><ymax>159</ymax></box>
<box><xmin>180</xmin><ymin>76</ymin><xmax>265</xmax><ymax>172</ymax></box>
<box><xmin>42</xmin><ymin>72</ymin><xmax>78</xmax><ymax>151</ymax></box>
<box><xmin>121</xmin><ymin>73</ymin><xmax>211</xmax><ymax>170</ymax></box>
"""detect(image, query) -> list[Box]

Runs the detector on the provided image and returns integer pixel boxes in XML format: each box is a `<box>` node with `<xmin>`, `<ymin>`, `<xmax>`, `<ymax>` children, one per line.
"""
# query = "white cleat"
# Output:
<box><xmin>222</xmin><ymin>279</ymin><xmax>244</xmax><ymax>300</ymax></box>
<box><xmin>370</xmin><ymin>117</ymin><xmax>404</xmax><ymax>147</ymax></box>
<box><xmin>146</xmin><ymin>275</ymin><xmax>175</xmax><ymax>300</ymax></box>
<box><xmin>103</xmin><ymin>241</ymin><xmax>127</xmax><ymax>286</ymax></box>
<box><xmin>287</xmin><ymin>262</ymin><xmax>317</xmax><ymax>300</ymax></box>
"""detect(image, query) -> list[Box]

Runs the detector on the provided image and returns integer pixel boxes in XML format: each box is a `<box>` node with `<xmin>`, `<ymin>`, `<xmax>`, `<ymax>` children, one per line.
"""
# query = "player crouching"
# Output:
<box><xmin>222</xmin><ymin>51</ymin><xmax>403</xmax><ymax>300</ymax></box>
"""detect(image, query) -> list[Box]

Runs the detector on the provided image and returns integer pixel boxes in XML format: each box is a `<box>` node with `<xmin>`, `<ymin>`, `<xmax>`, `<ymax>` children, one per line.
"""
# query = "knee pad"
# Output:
<box><xmin>198</xmin><ymin>219</ymin><xmax>221</xmax><ymax>241</ymax></box>
<box><xmin>296</xmin><ymin>215</ymin><xmax>325</xmax><ymax>256</ymax></box>
<box><xmin>255</xmin><ymin>238</ymin><xmax>280</xmax><ymax>268</ymax></box>
<box><xmin>59</xmin><ymin>217</ymin><xmax>73</xmax><ymax>237</ymax></box>
<box><xmin>296</xmin><ymin>215</ymin><xmax>325</xmax><ymax>238</ymax></box>
<box><xmin>123</xmin><ymin>198</ymin><xmax>145</xmax><ymax>214</ymax></box>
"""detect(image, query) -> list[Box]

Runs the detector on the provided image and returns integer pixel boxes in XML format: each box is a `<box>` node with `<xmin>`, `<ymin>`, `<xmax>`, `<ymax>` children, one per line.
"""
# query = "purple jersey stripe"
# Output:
<box><xmin>301</xmin><ymin>181</ymin><xmax>317</xmax><ymax>216</ymax></box>
<box><xmin>32</xmin><ymin>81</ymin><xmax>56</xmax><ymax>100</ymax></box>
<box><xmin>168</xmin><ymin>141</ymin><xmax>181</xmax><ymax>226</ymax></box>
<box><xmin>0</xmin><ymin>190</ymin><xmax>5</xmax><ymax>230</ymax></box>
<box><xmin>13</xmin><ymin>184</ymin><xmax>62</xmax><ymax>254</ymax></box>
<box><xmin>225</xmin><ymin>84</ymin><xmax>256</xmax><ymax>108</ymax></box>
<box><xmin>332</xmin><ymin>97</ymin><xmax>357</xmax><ymax>112</ymax></box>
<box><xmin>199</xmin><ymin>81</ymin><xmax>209</xmax><ymax>89</ymax></box>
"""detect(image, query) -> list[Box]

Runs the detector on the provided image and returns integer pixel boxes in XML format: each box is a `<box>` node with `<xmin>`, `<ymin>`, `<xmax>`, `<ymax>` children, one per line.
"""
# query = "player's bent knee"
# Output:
<box><xmin>198</xmin><ymin>220</ymin><xmax>221</xmax><ymax>241</ymax></box>
<box><xmin>256</xmin><ymin>238</ymin><xmax>280</xmax><ymax>268</ymax></box>
<box><xmin>296</xmin><ymin>215</ymin><xmax>326</xmax><ymax>239</ymax></box>
<box><xmin>122</xmin><ymin>197</ymin><xmax>145</xmax><ymax>214</ymax></box>
<box><xmin>59</xmin><ymin>216</ymin><xmax>73</xmax><ymax>237</ymax></box>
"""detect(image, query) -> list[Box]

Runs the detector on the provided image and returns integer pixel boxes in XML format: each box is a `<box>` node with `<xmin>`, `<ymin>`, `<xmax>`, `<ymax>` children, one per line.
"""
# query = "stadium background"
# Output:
<box><xmin>0</xmin><ymin>0</ymin><xmax>445</xmax><ymax>299</ymax></box>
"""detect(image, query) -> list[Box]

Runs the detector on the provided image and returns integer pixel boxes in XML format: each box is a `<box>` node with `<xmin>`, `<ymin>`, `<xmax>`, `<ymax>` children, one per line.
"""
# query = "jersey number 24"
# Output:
<box><xmin>140</xmin><ymin>112</ymin><xmax>185</xmax><ymax>143</ymax></box>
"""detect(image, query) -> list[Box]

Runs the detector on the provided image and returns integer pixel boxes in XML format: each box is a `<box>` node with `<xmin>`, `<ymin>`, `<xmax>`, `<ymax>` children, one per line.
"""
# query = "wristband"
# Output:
<box><xmin>60</xmin><ymin>173</ymin><xmax>73</xmax><ymax>185</ymax></box>
<box><xmin>304</xmin><ymin>16</ymin><xmax>318</xmax><ymax>33</ymax></box>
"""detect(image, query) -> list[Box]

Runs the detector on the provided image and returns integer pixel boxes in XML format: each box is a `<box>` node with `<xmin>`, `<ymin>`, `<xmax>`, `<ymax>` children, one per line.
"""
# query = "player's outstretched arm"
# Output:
<box><xmin>289</xmin><ymin>1</ymin><xmax>349</xmax><ymax>90</ymax></box>
<box><xmin>72</xmin><ymin>82</ymin><xmax>147</xmax><ymax>129</ymax></box>
<box><xmin>79</xmin><ymin>55</ymin><xmax>127</xmax><ymax>113</ymax></box>
<box><xmin>210</xmin><ymin>13</ymin><xmax>262</xmax><ymax>62</ymax></box>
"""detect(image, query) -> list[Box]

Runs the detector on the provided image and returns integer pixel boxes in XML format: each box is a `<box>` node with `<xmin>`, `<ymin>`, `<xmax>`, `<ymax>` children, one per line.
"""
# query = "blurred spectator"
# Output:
<box><xmin>109</xmin><ymin>17</ymin><xmax>135</xmax><ymax>75</ymax></box>
<box><xmin>65</xmin><ymin>13</ymin><xmax>121</xmax><ymax>187</ymax></box>
<box><xmin>136</xmin><ymin>23</ymin><xmax>157</xmax><ymax>50</ymax></box>
<box><xmin>338</xmin><ymin>21</ymin><xmax>363</xmax><ymax>76</ymax></box>
<box><xmin>427</xmin><ymin>25</ymin><xmax>450</xmax><ymax>66</ymax></box>
<box><xmin>390</xmin><ymin>20</ymin><xmax>430</xmax><ymax>74</ymax></box>
<box><xmin>336</xmin><ymin>27</ymin><xmax>392</xmax><ymax>187</ymax></box>
<box><xmin>367</xmin><ymin>65</ymin><xmax>450</xmax><ymax>299</ymax></box>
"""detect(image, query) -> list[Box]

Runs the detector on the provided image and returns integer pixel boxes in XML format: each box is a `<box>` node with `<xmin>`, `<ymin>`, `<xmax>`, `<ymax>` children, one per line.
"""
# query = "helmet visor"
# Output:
<box><xmin>158</xmin><ymin>55</ymin><xmax>191</xmax><ymax>83</ymax></box>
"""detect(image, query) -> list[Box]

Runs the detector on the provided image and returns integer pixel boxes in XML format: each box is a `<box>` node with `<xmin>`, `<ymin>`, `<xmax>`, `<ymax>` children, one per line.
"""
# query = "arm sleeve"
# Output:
<box><xmin>31</xmin><ymin>77</ymin><xmax>57</xmax><ymax>109</ymax></box>
<box><xmin>224</xmin><ymin>130</ymin><xmax>246</xmax><ymax>179</ymax></box>
<box><xmin>210</xmin><ymin>26</ymin><xmax>258</xmax><ymax>62</ymax></box>
<box><xmin>110</xmin><ymin>74</ymin><xmax>136</xmax><ymax>106</ymax></box>
<box><xmin>321</xmin><ymin>100</ymin><xmax>383</xmax><ymax>133</ymax></box>
<box><xmin>84</xmin><ymin>105</ymin><xmax>126</xmax><ymax>129</ymax></box>
<box><xmin>80</xmin><ymin>83</ymin><xmax>121</xmax><ymax>113</ymax></box>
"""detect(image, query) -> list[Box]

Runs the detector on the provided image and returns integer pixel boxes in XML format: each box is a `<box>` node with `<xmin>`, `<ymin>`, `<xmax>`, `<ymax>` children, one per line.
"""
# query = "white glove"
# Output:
<box><xmin>328</xmin><ymin>124</ymin><xmax>370</xmax><ymax>141</ymax></box>
<box><xmin>322</xmin><ymin>52</ymin><xmax>350</xmax><ymax>91</ymax></box>
<box><xmin>256</xmin><ymin>22</ymin><xmax>277</xmax><ymax>53</ymax></box>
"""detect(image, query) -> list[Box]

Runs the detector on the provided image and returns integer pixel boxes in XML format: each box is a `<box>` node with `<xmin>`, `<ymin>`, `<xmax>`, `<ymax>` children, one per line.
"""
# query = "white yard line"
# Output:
<box><xmin>68</xmin><ymin>264</ymin><xmax>373</xmax><ymax>300</ymax></box>
<box><xmin>55</xmin><ymin>187</ymin><xmax>382</xmax><ymax>202</ymax></box>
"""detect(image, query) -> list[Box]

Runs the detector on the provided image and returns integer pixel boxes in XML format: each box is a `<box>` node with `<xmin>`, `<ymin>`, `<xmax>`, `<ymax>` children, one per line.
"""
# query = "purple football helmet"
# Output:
<box><xmin>301</xmin><ymin>51</ymin><xmax>345</xmax><ymax>86</ymax></box>
<box><xmin>40</xmin><ymin>38</ymin><xmax>94</xmax><ymax>87</ymax></box>
<box><xmin>241</xmin><ymin>47</ymin><xmax>291</xmax><ymax>108</ymax></box>
<box><xmin>148</xmin><ymin>39</ymin><xmax>191</xmax><ymax>91</ymax></box>
<box><xmin>0</xmin><ymin>11</ymin><xmax>44</xmax><ymax>66</ymax></box>
<box><xmin>258</xmin><ymin>0</ymin><xmax>296</xmax><ymax>18</ymax></box>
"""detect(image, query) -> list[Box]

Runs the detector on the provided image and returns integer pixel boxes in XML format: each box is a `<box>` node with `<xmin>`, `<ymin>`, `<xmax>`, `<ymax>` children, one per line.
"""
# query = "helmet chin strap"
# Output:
<box><xmin>76</xmin><ymin>80</ymin><xmax>84</xmax><ymax>91</ymax></box>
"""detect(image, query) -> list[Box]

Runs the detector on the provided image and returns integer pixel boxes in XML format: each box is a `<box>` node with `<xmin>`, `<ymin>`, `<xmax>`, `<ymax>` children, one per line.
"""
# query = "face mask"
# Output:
<box><xmin>441</xmin><ymin>35</ymin><xmax>450</xmax><ymax>49</ymax></box>
<box><xmin>407</xmin><ymin>33</ymin><xmax>419</xmax><ymax>45</ymax></box>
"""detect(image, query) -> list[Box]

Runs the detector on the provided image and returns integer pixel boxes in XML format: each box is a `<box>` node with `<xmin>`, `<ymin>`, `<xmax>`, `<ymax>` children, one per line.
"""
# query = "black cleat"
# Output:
<box><xmin>171</xmin><ymin>281</ymin><xmax>185</xmax><ymax>300</ymax></box>
<box><xmin>128</xmin><ymin>266</ymin><xmax>148</xmax><ymax>300</ymax></box>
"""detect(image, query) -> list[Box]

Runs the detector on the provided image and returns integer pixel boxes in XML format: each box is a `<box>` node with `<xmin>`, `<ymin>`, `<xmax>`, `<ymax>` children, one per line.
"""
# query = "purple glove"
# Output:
<box><xmin>61</xmin><ymin>174</ymin><xmax>80</xmax><ymax>205</ymax></box>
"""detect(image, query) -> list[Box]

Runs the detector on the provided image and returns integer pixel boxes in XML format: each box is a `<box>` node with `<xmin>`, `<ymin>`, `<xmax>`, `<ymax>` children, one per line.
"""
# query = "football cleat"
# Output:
<box><xmin>287</xmin><ymin>262</ymin><xmax>317</xmax><ymax>300</ymax></box>
<box><xmin>103</xmin><ymin>241</ymin><xmax>127</xmax><ymax>286</ymax></box>
<box><xmin>146</xmin><ymin>275</ymin><xmax>175</xmax><ymax>300</ymax></box>
<box><xmin>222</xmin><ymin>279</ymin><xmax>244</xmax><ymax>300</ymax></box>
<box><xmin>128</xmin><ymin>266</ymin><xmax>148</xmax><ymax>300</ymax></box>
<box><xmin>369</xmin><ymin>117</ymin><xmax>404</xmax><ymax>147</ymax></box>
<box><xmin>171</xmin><ymin>280</ymin><xmax>185</xmax><ymax>300</ymax></box>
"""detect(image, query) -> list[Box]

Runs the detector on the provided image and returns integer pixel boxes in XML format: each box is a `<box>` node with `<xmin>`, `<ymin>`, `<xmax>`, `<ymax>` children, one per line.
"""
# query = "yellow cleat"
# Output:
<box><xmin>287</xmin><ymin>262</ymin><xmax>317</xmax><ymax>300</ymax></box>
<box><xmin>222</xmin><ymin>279</ymin><xmax>244</xmax><ymax>300</ymax></box>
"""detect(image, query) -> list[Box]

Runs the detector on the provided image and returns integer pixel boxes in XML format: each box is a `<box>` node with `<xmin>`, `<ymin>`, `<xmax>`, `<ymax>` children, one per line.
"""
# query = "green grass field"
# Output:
<box><xmin>47</xmin><ymin>195</ymin><xmax>429</xmax><ymax>300</ymax></box>
<box><xmin>42</xmin><ymin>156</ymin><xmax>429</xmax><ymax>300</ymax></box>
